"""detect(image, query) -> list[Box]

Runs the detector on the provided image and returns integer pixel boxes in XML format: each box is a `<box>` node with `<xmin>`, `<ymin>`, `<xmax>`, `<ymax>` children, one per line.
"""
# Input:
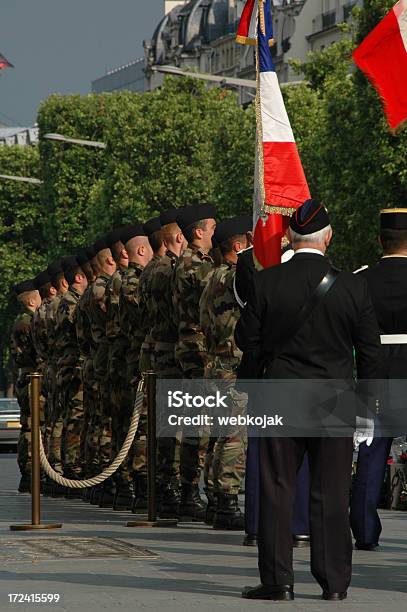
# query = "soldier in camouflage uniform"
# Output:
<box><xmin>119</xmin><ymin>223</ymin><xmax>153</xmax><ymax>512</ymax></box>
<box><xmin>87</xmin><ymin>238</ymin><xmax>117</xmax><ymax>507</ymax></box>
<box><xmin>54</xmin><ymin>257</ymin><xmax>88</xmax><ymax>485</ymax></box>
<box><xmin>46</xmin><ymin>260</ymin><xmax>69</xmax><ymax>490</ymax></box>
<box><xmin>150</xmin><ymin>209</ymin><xmax>187</xmax><ymax>518</ymax></box>
<box><xmin>200</xmin><ymin>216</ymin><xmax>251</xmax><ymax>530</ymax></box>
<box><xmin>172</xmin><ymin>204</ymin><xmax>216</xmax><ymax>520</ymax></box>
<box><xmin>10</xmin><ymin>279</ymin><xmax>41</xmax><ymax>492</ymax></box>
<box><xmin>104</xmin><ymin>228</ymin><xmax>133</xmax><ymax>510</ymax></box>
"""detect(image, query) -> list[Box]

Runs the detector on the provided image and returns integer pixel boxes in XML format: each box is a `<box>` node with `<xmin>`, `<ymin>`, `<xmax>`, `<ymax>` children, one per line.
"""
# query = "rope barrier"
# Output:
<box><xmin>39</xmin><ymin>377</ymin><xmax>145</xmax><ymax>489</ymax></box>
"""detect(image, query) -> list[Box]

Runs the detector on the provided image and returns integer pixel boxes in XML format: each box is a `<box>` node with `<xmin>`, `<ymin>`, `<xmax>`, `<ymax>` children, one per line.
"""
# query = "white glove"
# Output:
<box><xmin>354</xmin><ymin>416</ymin><xmax>374</xmax><ymax>450</ymax></box>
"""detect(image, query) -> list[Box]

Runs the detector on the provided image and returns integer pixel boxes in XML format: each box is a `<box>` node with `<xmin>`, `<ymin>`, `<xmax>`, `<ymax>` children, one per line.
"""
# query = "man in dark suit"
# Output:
<box><xmin>235</xmin><ymin>200</ymin><xmax>381</xmax><ymax>601</ymax></box>
<box><xmin>351</xmin><ymin>208</ymin><xmax>407</xmax><ymax>550</ymax></box>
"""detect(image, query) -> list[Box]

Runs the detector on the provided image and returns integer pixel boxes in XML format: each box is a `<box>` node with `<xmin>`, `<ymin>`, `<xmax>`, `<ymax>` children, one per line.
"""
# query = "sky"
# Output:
<box><xmin>0</xmin><ymin>0</ymin><xmax>164</xmax><ymax>126</ymax></box>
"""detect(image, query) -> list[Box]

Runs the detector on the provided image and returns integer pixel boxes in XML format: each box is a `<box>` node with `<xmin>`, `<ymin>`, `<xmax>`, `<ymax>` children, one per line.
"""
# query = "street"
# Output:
<box><xmin>0</xmin><ymin>454</ymin><xmax>405</xmax><ymax>611</ymax></box>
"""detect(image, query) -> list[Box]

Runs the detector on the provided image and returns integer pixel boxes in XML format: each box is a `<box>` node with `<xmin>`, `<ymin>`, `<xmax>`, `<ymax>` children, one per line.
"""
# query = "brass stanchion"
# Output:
<box><xmin>127</xmin><ymin>371</ymin><xmax>177</xmax><ymax>527</ymax></box>
<box><xmin>10</xmin><ymin>373</ymin><xmax>62</xmax><ymax>531</ymax></box>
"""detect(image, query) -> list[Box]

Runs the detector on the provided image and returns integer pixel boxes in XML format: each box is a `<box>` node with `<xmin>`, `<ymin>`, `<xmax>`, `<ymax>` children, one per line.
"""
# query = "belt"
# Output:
<box><xmin>380</xmin><ymin>334</ymin><xmax>407</xmax><ymax>345</ymax></box>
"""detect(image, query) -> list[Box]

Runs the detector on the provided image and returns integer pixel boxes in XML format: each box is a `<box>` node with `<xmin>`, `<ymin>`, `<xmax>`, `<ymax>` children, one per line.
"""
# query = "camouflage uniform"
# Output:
<box><xmin>172</xmin><ymin>244</ymin><xmax>214</xmax><ymax>487</ymax></box>
<box><xmin>45</xmin><ymin>294</ymin><xmax>64</xmax><ymax>474</ymax></box>
<box><xmin>10</xmin><ymin>309</ymin><xmax>37</xmax><ymax>478</ymax></box>
<box><xmin>119</xmin><ymin>262</ymin><xmax>147</xmax><ymax>480</ymax></box>
<box><xmin>200</xmin><ymin>259</ymin><xmax>246</xmax><ymax>496</ymax></box>
<box><xmin>139</xmin><ymin>255</ymin><xmax>162</xmax><ymax>373</ymax></box>
<box><xmin>105</xmin><ymin>267</ymin><xmax>133</xmax><ymax>492</ymax></box>
<box><xmin>31</xmin><ymin>299</ymin><xmax>51</xmax><ymax>448</ymax></box>
<box><xmin>150</xmin><ymin>251</ymin><xmax>182</xmax><ymax>491</ymax></box>
<box><xmin>54</xmin><ymin>288</ymin><xmax>84</xmax><ymax>477</ymax></box>
<box><xmin>88</xmin><ymin>273</ymin><xmax>112</xmax><ymax>470</ymax></box>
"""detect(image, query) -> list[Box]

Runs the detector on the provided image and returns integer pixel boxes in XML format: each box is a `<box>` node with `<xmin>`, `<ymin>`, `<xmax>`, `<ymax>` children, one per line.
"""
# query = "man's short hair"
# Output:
<box><xmin>39</xmin><ymin>282</ymin><xmax>52</xmax><ymax>300</ymax></box>
<box><xmin>219</xmin><ymin>233</ymin><xmax>247</xmax><ymax>256</ymax></box>
<box><xmin>380</xmin><ymin>228</ymin><xmax>407</xmax><ymax>253</ymax></box>
<box><xmin>51</xmin><ymin>271</ymin><xmax>65</xmax><ymax>292</ymax></box>
<box><xmin>65</xmin><ymin>266</ymin><xmax>82</xmax><ymax>286</ymax></box>
<box><xmin>183</xmin><ymin>219</ymin><xmax>208</xmax><ymax>244</ymax></box>
<box><xmin>290</xmin><ymin>225</ymin><xmax>331</xmax><ymax>245</ymax></box>
<box><xmin>148</xmin><ymin>229</ymin><xmax>164</xmax><ymax>253</ymax></box>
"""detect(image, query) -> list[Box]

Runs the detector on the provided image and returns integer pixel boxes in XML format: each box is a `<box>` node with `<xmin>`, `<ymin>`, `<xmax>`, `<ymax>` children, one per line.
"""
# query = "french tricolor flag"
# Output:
<box><xmin>353</xmin><ymin>0</ymin><xmax>407</xmax><ymax>132</ymax></box>
<box><xmin>237</xmin><ymin>0</ymin><xmax>310</xmax><ymax>268</ymax></box>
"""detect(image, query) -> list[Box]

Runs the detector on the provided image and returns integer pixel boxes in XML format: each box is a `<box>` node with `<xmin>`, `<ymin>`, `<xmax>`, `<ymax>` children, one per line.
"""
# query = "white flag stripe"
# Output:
<box><xmin>397</xmin><ymin>3</ymin><xmax>407</xmax><ymax>53</ymax></box>
<box><xmin>260</xmin><ymin>72</ymin><xmax>295</xmax><ymax>143</ymax></box>
<box><xmin>249</xmin><ymin>4</ymin><xmax>258</xmax><ymax>40</ymax></box>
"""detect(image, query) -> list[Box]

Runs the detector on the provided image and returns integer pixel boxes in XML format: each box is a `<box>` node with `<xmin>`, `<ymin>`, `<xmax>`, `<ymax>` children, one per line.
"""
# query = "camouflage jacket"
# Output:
<box><xmin>150</xmin><ymin>251</ymin><xmax>178</xmax><ymax>345</ymax></box>
<box><xmin>200</xmin><ymin>259</ymin><xmax>242</xmax><ymax>377</ymax></box>
<box><xmin>105</xmin><ymin>267</ymin><xmax>129</xmax><ymax>379</ymax></box>
<box><xmin>139</xmin><ymin>255</ymin><xmax>163</xmax><ymax>371</ymax></box>
<box><xmin>31</xmin><ymin>298</ymin><xmax>52</xmax><ymax>371</ymax></box>
<box><xmin>119</xmin><ymin>262</ymin><xmax>145</xmax><ymax>377</ymax></box>
<box><xmin>88</xmin><ymin>272</ymin><xmax>111</xmax><ymax>380</ymax></box>
<box><xmin>172</xmin><ymin>244</ymin><xmax>214</xmax><ymax>374</ymax></box>
<box><xmin>76</xmin><ymin>284</ymin><xmax>96</xmax><ymax>385</ymax></box>
<box><xmin>45</xmin><ymin>293</ymin><xmax>63</xmax><ymax>368</ymax></box>
<box><xmin>10</xmin><ymin>309</ymin><xmax>37</xmax><ymax>375</ymax></box>
<box><xmin>54</xmin><ymin>287</ymin><xmax>82</xmax><ymax>379</ymax></box>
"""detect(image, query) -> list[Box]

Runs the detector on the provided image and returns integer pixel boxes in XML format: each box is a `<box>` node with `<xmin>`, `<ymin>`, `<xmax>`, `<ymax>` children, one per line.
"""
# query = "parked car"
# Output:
<box><xmin>0</xmin><ymin>398</ymin><xmax>20</xmax><ymax>447</ymax></box>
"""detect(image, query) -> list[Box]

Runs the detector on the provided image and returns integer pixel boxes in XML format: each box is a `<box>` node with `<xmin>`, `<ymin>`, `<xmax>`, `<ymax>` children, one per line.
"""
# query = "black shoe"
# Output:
<box><xmin>243</xmin><ymin>534</ymin><xmax>257</xmax><ymax>546</ymax></box>
<box><xmin>293</xmin><ymin>534</ymin><xmax>310</xmax><ymax>548</ymax></box>
<box><xmin>355</xmin><ymin>542</ymin><xmax>378</xmax><ymax>551</ymax></box>
<box><xmin>90</xmin><ymin>485</ymin><xmax>103</xmax><ymax>505</ymax></box>
<box><xmin>204</xmin><ymin>492</ymin><xmax>217</xmax><ymax>525</ymax></box>
<box><xmin>18</xmin><ymin>475</ymin><xmax>31</xmax><ymax>493</ymax></box>
<box><xmin>51</xmin><ymin>484</ymin><xmax>66</xmax><ymax>498</ymax></box>
<box><xmin>99</xmin><ymin>480</ymin><xmax>116</xmax><ymax>508</ymax></box>
<box><xmin>213</xmin><ymin>493</ymin><xmax>245</xmax><ymax>530</ymax></box>
<box><xmin>113</xmin><ymin>485</ymin><xmax>134</xmax><ymax>511</ymax></box>
<box><xmin>159</xmin><ymin>483</ymin><xmax>180</xmax><ymax>519</ymax></box>
<box><xmin>132</xmin><ymin>474</ymin><xmax>148</xmax><ymax>513</ymax></box>
<box><xmin>322</xmin><ymin>591</ymin><xmax>347</xmax><ymax>601</ymax></box>
<box><xmin>179</xmin><ymin>484</ymin><xmax>207</xmax><ymax>522</ymax></box>
<box><xmin>242</xmin><ymin>584</ymin><xmax>294</xmax><ymax>601</ymax></box>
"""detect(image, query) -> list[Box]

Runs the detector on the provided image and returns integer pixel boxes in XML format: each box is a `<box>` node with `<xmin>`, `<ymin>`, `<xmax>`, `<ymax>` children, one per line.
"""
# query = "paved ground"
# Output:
<box><xmin>0</xmin><ymin>453</ymin><xmax>406</xmax><ymax>611</ymax></box>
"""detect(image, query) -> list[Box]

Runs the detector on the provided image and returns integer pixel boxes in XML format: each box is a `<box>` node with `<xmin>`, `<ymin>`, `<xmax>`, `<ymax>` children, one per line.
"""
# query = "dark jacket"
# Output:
<box><xmin>235</xmin><ymin>252</ymin><xmax>381</xmax><ymax>380</ymax></box>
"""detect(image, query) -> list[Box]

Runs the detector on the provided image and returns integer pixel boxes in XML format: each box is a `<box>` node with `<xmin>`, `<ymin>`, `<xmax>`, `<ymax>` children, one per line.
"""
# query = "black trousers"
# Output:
<box><xmin>258</xmin><ymin>436</ymin><xmax>353</xmax><ymax>593</ymax></box>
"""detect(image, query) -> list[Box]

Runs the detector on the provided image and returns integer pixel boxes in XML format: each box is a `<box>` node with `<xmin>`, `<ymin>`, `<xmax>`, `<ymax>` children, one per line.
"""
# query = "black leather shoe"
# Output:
<box><xmin>293</xmin><ymin>534</ymin><xmax>310</xmax><ymax>548</ymax></box>
<box><xmin>322</xmin><ymin>591</ymin><xmax>347</xmax><ymax>601</ymax></box>
<box><xmin>179</xmin><ymin>484</ymin><xmax>207</xmax><ymax>522</ymax></box>
<box><xmin>18</xmin><ymin>475</ymin><xmax>31</xmax><ymax>493</ymax></box>
<box><xmin>243</xmin><ymin>534</ymin><xmax>257</xmax><ymax>546</ymax></box>
<box><xmin>355</xmin><ymin>542</ymin><xmax>378</xmax><ymax>551</ymax></box>
<box><xmin>213</xmin><ymin>493</ymin><xmax>245</xmax><ymax>530</ymax></box>
<box><xmin>242</xmin><ymin>584</ymin><xmax>294</xmax><ymax>601</ymax></box>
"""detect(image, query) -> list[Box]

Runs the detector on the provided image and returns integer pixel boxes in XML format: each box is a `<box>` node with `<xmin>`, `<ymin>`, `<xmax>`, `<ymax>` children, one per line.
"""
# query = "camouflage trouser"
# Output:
<box><xmin>97</xmin><ymin>380</ymin><xmax>113</xmax><ymax>470</ymax></box>
<box><xmin>154</xmin><ymin>343</ymin><xmax>182</xmax><ymax>487</ymax></box>
<box><xmin>48</xmin><ymin>371</ymin><xmax>66</xmax><ymax>475</ymax></box>
<box><xmin>83</xmin><ymin>366</ymin><xmax>100</xmax><ymax>477</ymax></box>
<box><xmin>126</xmin><ymin>359</ymin><xmax>147</xmax><ymax>478</ymax></box>
<box><xmin>15</xmin><ymin>374</ymin><xmax>31</xmax><ymax>477</ymax></box>
<box><xmin>111</xmin><ymin>376</ymin><xmax>133</xmax><ymax>486</ymax></box>
<box><xmin>61</xmin><ymin>367</ymin><xmax>85</xmax><ymax>477</ymax></box>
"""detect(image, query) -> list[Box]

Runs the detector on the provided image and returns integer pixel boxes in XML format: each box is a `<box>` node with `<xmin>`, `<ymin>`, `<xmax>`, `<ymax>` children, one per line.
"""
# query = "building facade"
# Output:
<box><xmin>91</xmin><ymin>0</ymin><xmax>362</xmax><ymax>95</ymax></box>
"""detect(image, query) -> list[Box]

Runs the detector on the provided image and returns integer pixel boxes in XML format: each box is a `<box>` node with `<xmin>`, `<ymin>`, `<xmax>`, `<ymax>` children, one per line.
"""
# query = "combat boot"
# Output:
<box><xmin>18</xmin><ymin>474</ymin><xmax>31</xmax><ymax>493</ymax></box>
<box><xmin>51</xmin><ymin>483</ymin><xmax>66</xmax><ymax>498</ymax></box>
<box><xmin>113</xmin><ymin>483</ymin><xmax>134</xmax><ymax>511</ymax></box>
<box><xmin>131</xmin><ymin>474</ymin><xmax>148</xmax><ymax>513</ymax></box>
<box><xmin>159</xmin><ymin>482</ymin><xmax>180</xmax><ymax>519</ymax></box>
<box><xmin>90</xmin><ymin>484</ymin><xmax>104</xmax><ymax>505</ymax></box>
<box><xmin>99</xmin><ymin>478</ymin><xmax>116</xmax><ymax>508</ymax></box>
<box><xmin>205</xmin><ymin>492</ymin><xmax>218</xmax><ymax>525</ymax></box>
<box><xmin>213</xmin><ymin>493</ymin><xmax>245</xmax><ymax>530</ymax></box>
<box><xmin>179</xmin><ymin>484</ymin><xmax>207</xmax><ymax>522</ymax></box>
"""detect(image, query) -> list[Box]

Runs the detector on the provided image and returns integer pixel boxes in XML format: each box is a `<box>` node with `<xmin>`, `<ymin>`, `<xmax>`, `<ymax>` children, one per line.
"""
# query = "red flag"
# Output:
<box><xmin>353</xmin><ymin>0</ymin><xmax>407</xmax><ymax>131</ymax></box>
<box><xmin>0</xmin><ymin>53</ymin><xmax>14</xmax><ymax>70</ymax></box>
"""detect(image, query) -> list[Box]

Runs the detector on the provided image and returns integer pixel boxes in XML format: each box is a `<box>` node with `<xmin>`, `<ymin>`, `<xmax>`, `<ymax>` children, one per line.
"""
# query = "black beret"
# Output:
<box><xmin>14</xmin><ymin>279</ymin><xmax>37</xmax><ymax>295</ymax></box>
<box><xmin>34</xmin><ymin>270</ymin><xmax>51</xmax><ymax>289</ymax></box>
<box><xmin>289</xmin><ymin>199</ymin><xmax>330</xmax><ymax>236</ymax></box>
<box><xmin>380</xmin><ymin>208</ymin><xmax>407</xmax><ymax>230</ymax></box>
<box><xmin>61</xmin><ymin>256</ymin><xmax>79</xmax><ymax>273</ymax></box>
<box><xmin>120</xmin><ymin>223</ymin><xmax>146</xmax><ymax>244</ymax></box>
<box><xmin>143</xmin><ymin>216</ymin><xmax>162</xmax><ymax>236</ymax></box>
<box><xmin>86</xmin><ymin>245</ymin><xmax>96</xmax><ymax>260</ymax></box>
<box><xmin>47</xmin><ymin>259</ymin><xmax>63</xmax><ymax>278</ymax></box>
<box><xmin>93</xmin><ymin>237</ymin><xmax>108</xmax><ymax>254</ymax></box>
<box><xmin>105</xmin><ymin>228</ymin><xmax>125</xmax><ymax>247</ymax></box>
<box><xmin>76</xmin><ymin>248</ymin><xmax>90</xmax><ymax>266</ymax></box>
<box><xmin>160</xmin><ymin>208</ymin><xmax>179</xmax><ymax>226</ymax></box>
<box><xmin>176</xmin><ymin>204</ymin><xmax>216</xmax><ymax>232</ymax></box>
<box><xmin>214</xmin><ymin>215</ymin><xmax>252</xmax><ymax>245</ymax></box>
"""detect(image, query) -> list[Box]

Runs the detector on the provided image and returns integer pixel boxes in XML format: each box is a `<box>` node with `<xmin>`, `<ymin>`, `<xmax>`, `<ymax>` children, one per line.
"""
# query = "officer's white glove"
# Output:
<box><xmin>354</xmin><ymin>416</ymin><xmax>374</xmax><ymax>449</ymax></box>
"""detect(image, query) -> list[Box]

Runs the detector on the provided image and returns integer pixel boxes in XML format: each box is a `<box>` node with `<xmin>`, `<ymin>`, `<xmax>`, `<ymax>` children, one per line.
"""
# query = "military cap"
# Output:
<box><xmin>289</xmin><ymin>199</ymin><xmax>330</xmax><ymax>236</ymax></box>
<box><xmin>380</xmin><ymin>208</ymin><xmax>407</xmax><ymax>230</ymax></box>
<box><xmin>143</xmin><ymin>216</ymin><xmax>162</xmax><ymax>236</ymax></box>
<box><xmin>47</xmin><ymin>259</ymin><xmax>63</xmax><ymax>278</ymax></box>
<box><xmin>214</xmin><ymin>215</ymin><xmax>252</xmax><ymax>245</ymax></box>
<box><xmin>61</xmin><ymin>256</ymin><xmax>79</xmax><ymax>273</ymax></box>
<box><xmin>160</xmin><ymin>208</ymin><xmax>179</xmax><ymax>226</ymax></box>
<box><xmin>33</xmin><ymin>270</ymin><xmax>51</xmax><ymax>289</ymax></box>
<box><xmin>176</xmin><ymin>204</ymin><xmax>216</xmax><ymax>232</ymax></box>
<box><xmin>93</xmin><ymin>237</ymin><xmax>108</xmax><ymax>254</ymax></box>
<box><xmin>76</xmin><ymin>248</ymin><xmax>90</xmax><ymax>266</ymax></box>
<box><xmin>105</xmin><ymin>227</ymin><xmax>125</xmax><ymax>247</ymax></box>
<box><xmin>120</xmin><ymin>223</ymin><xmax>146</xmax><ymax>244</ymax></box>
<box><xmin>14</xmin><ymin>279</ymin><xmax>36</xmax><ymax>295</ymax></box>
<box><xmin>86</xmin><ymin>245</ymin><xmax>96</xmax><ymax>260</ymax></box>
